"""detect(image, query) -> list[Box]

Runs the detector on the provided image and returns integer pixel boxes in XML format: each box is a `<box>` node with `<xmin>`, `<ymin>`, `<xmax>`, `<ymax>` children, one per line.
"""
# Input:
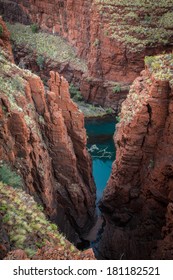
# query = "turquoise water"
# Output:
<box><xmin>85</xmin><ymin>118</ymin><xmax>116</xmax><ymax>202</ymax></box>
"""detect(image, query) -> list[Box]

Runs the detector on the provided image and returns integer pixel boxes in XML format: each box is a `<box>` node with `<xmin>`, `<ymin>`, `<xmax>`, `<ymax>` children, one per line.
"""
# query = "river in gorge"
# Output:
<box><xmin>85</xmin><ymin>116</ymin><xmax>116</xmax><ymax>204</ymax></box>
<box><xmin>82</xmin><ymin>116</ymin><xmax>116</xmax><ymax>250</ymax></box>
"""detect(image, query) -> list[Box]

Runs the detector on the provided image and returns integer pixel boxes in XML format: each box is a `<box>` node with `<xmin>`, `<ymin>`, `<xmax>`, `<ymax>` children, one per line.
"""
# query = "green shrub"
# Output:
<box><xmin>2</xmin><ymin>213</ymin><xmax>10</xmax><ymax>223</ymax></box>
<box><xmin>25</xmin><ymin>248</ymin><xmax>37</xmax><ymax>258</ymax></box>
<box><xmin>69</xmin><ymin>83</ymin><xmax>79</xmax><ymax>98</ymax></box>
<box><xmin>0</xmin><ymin>164</ymin><xmax>22</xmax><ymax>188</ymax></box>
<box><xmin>73</xmin><ymin>92</ymin><xmax>83</xmax><ymax>101</ymax></box>
<box><xmin>30</xmin><ymin>23</ymin><xmax>39</xmax><ymax>33</ymax></box>
<box><xmin>144</xmin><ymin>56</ymin><xmax>155</xmax><ymax>67</ymax></box>
<box><xmin>36</xmin><ymin>55</ymin><xmax>44</xmax><ymax>70</ymax></box>
<box><xmin>69</xmin><ymin>83</ymin><xmax>83</xmax><ymax>101</ymax></box>
<box><xmin>116</xmin><ymin>116</ymin><xmax>120</xmax><ymax>123</ymax></box>
<box><xmin>106</xmin><ymin>108</ymin><xmax>114</xmax><ymax>114</ymax></box>
<box><xmin>159</xmin><ymin>12</ymin><xmax>173</xmax><ymax>29</ymax></box>
<box><xmin>144</xmin><ymin>14</ymin><xmax>152</xmax><ymax>23</ymax></box>
<box><xmin>0</xmin><ymin>24</ymin><xmax>3</xmax><ymax>37</ymax></box>
<box><xmin>113</xmin><ymin>85</ymin><xmax>121</xmax><ymax>93</ymax></box>
<box><xmin>50</xmin><ymin>223</ymin><xmax>58</xmax><ymax>231</ymax></box>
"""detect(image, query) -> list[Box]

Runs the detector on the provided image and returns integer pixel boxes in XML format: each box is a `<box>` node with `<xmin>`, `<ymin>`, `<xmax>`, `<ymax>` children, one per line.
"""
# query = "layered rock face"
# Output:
<box><xmin>99</xmin><ymin>53</ymin><xmax>173</xmax><ymax>259</ymax></box>
<box><xmin>0</xmin><ymin>18</ymin><xmax>96</xmax><ymax>244</ymax></box>
<box><xmin>1</xmin><ymin>0</ymin><xmax>173</xmax><ymax>110</ymax></box>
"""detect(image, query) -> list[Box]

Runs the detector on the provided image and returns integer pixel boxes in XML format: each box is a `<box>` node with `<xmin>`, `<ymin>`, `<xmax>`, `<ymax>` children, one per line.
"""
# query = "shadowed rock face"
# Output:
<box><xmin>1</xmin><ymin>0</ymin><xmax>173</xmax><ymax>111</ymax></box>
<box><xmin>99</xmin><ymin>54</ymin><xmax>173</xmax><ymax>260</ymax></box>
<box><xmin>0</xmin><ymin>18</ymin><xmax>96</xmax><ymax>244</ymax></box>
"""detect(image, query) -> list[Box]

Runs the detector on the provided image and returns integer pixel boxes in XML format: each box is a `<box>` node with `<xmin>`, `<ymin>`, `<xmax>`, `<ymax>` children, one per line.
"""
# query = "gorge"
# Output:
<box><xmin>85</xmin><ymin>117</ymin><xmax>116</xmax><ymax>202</ymax></box>
<box><xmin>0</xmin><ymin>0</ymin><xmax>173</xmax><ymax>260</ymax></box>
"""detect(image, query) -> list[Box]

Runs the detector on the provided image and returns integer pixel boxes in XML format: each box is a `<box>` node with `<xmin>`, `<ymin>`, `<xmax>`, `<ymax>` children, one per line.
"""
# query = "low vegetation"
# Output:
<box><xmin>69</xmin><ymin>83</ymin><xmax>84</xmax><ymax>101</ymax></box>
<box><xmin>0</xmin><ymin>47</ymin><xmax>30</xmax><ymax>112</ymax></box>
<box><xmin>120</xmin><ymin>53</ymin><xmax>173</xmax><ymax>124</ymax></box>
<box><xmin>36</xmin><ymin>55</ymin><xmax>45</xmax><ymax>70</ymax></box>
<box><xmin>0</xmin><ymin>164</ymin><xmax>22</xmax><ymax>189</ymax></box>
<box><xmin>113</xmin><ymin>84</ymin><xmax>121</xmax><ymax>93</ymax></box>
<box><xmin>30</xmin><ymin>23</ymin><xmax>39</xmax><ymax>33</ymax></box>
<box><xmin>7</xmin><ymin>23</ymin><xmax>87</xmax><ymax>72</ymax></box>
<box><xmin>145</xmin><ymin>53</ymin><xmax>173</xmax><ymax>82</ymax></box>
<box><xmin>94</xmin><ymin>0</ymin><xmax>173</xmax><ymax>52</ymax></box>
<box><xmin>77</xmin><ymin>101</ymin><xmax>115</xmax><ymax>118</ymax></box>
<box><xmin>69</xmin><ymin>84</ymin><xmax>115</xmax><ymax>117</ymax></box>
<box><xmin>0</xmin><ymin>182</ymin><xmax>77</xmax><ymax>258</ymax></box>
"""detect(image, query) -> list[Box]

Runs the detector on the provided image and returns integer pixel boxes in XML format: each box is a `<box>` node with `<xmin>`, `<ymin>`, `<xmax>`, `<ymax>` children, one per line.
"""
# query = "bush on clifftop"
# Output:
<box><xmin>0</xmin><ymin>164</ymin><xmax>22</xmax><ymax>189</ymax></box>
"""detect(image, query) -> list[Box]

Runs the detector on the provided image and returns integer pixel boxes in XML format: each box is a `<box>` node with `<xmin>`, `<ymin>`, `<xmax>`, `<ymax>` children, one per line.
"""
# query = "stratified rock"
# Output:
<box><xmin>99</xmin><ymin>53</ymin><xmax>173</xmax><ymax>259</ymax></box>
<box><xmin>0</xmin><ymin>19</ymin><xmax>96</xmax><ymax>244</ymax></box>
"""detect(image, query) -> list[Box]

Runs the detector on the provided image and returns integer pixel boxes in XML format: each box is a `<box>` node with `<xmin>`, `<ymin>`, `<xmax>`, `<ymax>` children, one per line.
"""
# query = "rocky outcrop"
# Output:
<box><xmin>1</xmin><ymin>0</ymin><xmax>173</xmax><ymax>110</ymax></box>
<box><xmin>0</xmin><ymin>19</ymin><xmax>96</xmax><ymax>244</ymax></box>
<box><xmin>0</xmin><ymin>16</ymin><xmax>13</xmax><ymax>62</ymax></box>
<box><xmin>99</xmin><ymin>53</ymin><xmax>173</xmax><ymax>259</ymax></box>
<box><xmin>5</xmin><ymin>247</ymin><xmax>95</xmax><ymax>260</ymax></box>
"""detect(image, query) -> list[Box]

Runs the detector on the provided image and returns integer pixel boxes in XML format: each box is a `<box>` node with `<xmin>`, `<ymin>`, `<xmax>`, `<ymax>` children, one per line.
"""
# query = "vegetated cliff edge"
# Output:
<box><xmin>99</xmin><ymin>53</ymin><xmax>173</xmax><ymax>259</ymax></box>
<box><xmin>0</xmin><ymin>17</ymin><xmax>96</xmax><ymax>246</ymax></box>
<box><xmin>0</xmin><ymin>183</ymin><xmax>95</xmax><ymax>260</ymax></box>
<box><xmin>0</xmin><ymin>0</ymin><xmax>173</xmax><ymax>111</ymax></box>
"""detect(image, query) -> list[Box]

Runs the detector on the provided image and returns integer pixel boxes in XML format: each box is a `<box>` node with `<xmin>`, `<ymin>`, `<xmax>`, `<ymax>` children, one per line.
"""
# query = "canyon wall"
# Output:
<box><xmin>99</xmin><ymin>53</ymin><xmax>173</xmax><ymax>259</ymax></box>
<box><xmin>0</xmin><ymin>0</ymin><xmax>173</xmax><ymax>110</ymax></box>
<box><xmin>0</xmin><ymin>17</ymin><xmax>96</xmax><ymax>244</ymax></box>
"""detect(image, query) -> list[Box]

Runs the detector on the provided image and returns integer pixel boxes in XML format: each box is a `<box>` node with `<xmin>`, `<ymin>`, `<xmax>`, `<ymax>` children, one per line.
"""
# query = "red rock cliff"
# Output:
<box><xmin>0</xmin><ymin>18</ymin><xmax>96</xmax><ymax>244</ymax></box>
<box><xmin>0</xmin><ymin>15</ymin><xmax>13</xmax><ymax>61</ymax></box>
<box><xmin>99</xmin><ymin>53</ymin><xmax>173</xmax><ymax>259</ymax></box>
<box><xmin>0</xmin><ymin>0</ymin><xmax>172</xmax><ymax>110</ymax></box>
